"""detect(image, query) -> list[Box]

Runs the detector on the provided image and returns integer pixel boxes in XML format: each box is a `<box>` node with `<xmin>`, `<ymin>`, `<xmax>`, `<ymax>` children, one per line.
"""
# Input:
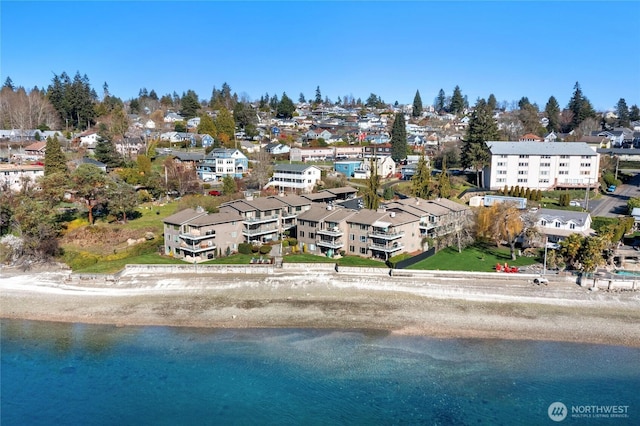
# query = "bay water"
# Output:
<box><xmin>1</xmin><ymin>319</ymin><xmax>638</xmax><ymax>425</ymax></box>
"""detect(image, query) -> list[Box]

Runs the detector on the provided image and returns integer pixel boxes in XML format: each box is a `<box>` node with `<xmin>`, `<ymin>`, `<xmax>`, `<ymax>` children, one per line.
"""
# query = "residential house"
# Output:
<box><xmin>334</xmin><ymin>146</ymin><xmax>363</xmax><ymax>159</ymax></box>
<box><xmin>239</xmin><ymin>140</ymin><xmax>260</xmax><ymax>154</ymax></box>
<box><xmin>79</xmin><ymin>131</ymin><xmax>99</xmax><ymax>147</ymax></box>
<box><xmin>187</xmin><ymin>117</ymin><xmax>201</xmax><ymax>129</ymax></box>
<box><xmin>24</xmin><ymin>141</ymin><xmax>47</xmax><ymax>159</ymax></box>
<box><xmin>0</xmin><ymin>163</ymin><xmax>44</xmax><ymax>191</ymax></box>
<box><xmin>289</xmin><ymin>147</ymin><xmax>333</xmax><ymax>162</ymax></box>
<box><xmin>335</xmin><ymin>161</ymin><xmax>361</xmax><ymax>178</ymax></box>
<box><xmin>197</xmin><ymin>148</ymin><xmax>248</xmax><ymax>181</ymax></box>
<box><xmin>264</xmin><ymin>164</ymin><xmax>322</xmax><ymax>193</ymax></box>
<box><xmin>265</xmin><ymin>143</ymin><xmax>291</xmax><ymax>155</ymax></box>
<box><xmin>533</xmin><ymin>208</ymin><xmax>594</xmax><ymax>246</ymax></box>
<box><xmin>170</xmin><ymin>152</ymin><xmax>205</xmax><ymax>171</ymax></box>
<box><xmin>519</xmin><ymin>133</ymin><xmax>543</xmax><ymax>142</ymax></box>
<box><xmin>304</xmin><ymin>129</ymin><xmax>332</xmax><ymax>141</ymax></box>
<box><xmin>363</xmin><ymin>143</ymin><xmax>392</xmax><ymax>158</ymax></box>
<box><xmin>200</xmin><ymin>134</ymin><xmax>214</xmax><ymax>148</ymax></box>
<box><xmin>74</xmin><ymin>157</ymin><xmax>107</xmax><ymax>172</ymax></box>
<box><xmin>164</xmin><ymin>112</ymin><xmax>185</xmax><ymax>123</ymax></box>
<box><xmin>352</xmin><ymin>156</ymin><xmax>396</xmax><ymax>179</ymax></box>
<box><xmin>484</xmin><ymin>141</ymin><xmax>600</xmax><ymax>191</ymax></box>
<box><xmin>163</xmin><ymin>207</ymin><xmax>244</xmax><ymax>262</ymax></box>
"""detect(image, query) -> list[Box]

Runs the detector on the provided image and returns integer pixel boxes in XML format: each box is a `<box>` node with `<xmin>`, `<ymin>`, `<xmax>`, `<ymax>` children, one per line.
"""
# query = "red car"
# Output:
<box><xmin>208</xmin><ymin>190</ymin><xmax>222</xmax><ymax>196</ymax></box>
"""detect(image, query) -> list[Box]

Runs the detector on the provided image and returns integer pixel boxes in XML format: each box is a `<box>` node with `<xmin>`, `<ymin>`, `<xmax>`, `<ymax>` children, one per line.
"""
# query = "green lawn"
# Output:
<box><xmin>71</xmin><ymin>252</ymin><xmax>186</xmax><ymax>274</ymax></box>
<box><xmin>406</xmin><ymin>244</ymin><xmax>541</xmax><ymax>272</ymax></box>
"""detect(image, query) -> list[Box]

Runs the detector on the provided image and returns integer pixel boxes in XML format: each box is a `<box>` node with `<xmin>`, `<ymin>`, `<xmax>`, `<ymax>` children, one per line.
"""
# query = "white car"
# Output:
<box><xmin>533</xmin><ymin>277</ymin><xmax>549</xmax><ymax>285</ymax></box>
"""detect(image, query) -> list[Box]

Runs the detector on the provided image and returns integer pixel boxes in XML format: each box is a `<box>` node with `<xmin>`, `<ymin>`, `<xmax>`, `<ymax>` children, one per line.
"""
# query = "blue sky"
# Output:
<box><xmin>2</xmin><ymin>1</ymin><xmax>639</xmax><ymax>111</ymax></box>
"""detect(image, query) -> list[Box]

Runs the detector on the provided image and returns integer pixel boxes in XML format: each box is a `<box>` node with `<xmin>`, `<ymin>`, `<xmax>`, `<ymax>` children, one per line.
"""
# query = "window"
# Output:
<box><xmin>517</xmin><ymin>178</ymin><xmax>527</xmax><ymax>183</ymax></box>
<box><xmin>518</xmin><ymin>162</ymin><xmax>528</xmax><ymax>167</ymax></box>
<box><xmin>559</xmin><ymin>162</ymin><xmax>568</xmax><ymax>167</ymax></box>
<box><xmin>559</xmin><ymin>171</ymin><xmax>568</xmax><ymax>175</ymax></box>
<box><xmin>519</xmin><ymin>155</ymin><xmax>529</xmax><ymax>158</ymax></box>
<box><xmin>540</xmin><ymin>163</ymin><xmax>550</xmax><ymax>167</ymax></box>
<box><xmin>541</xmin><ymin>155</ymin><xmax>551</xmax><ymax>159</ymax></box>
<box><xmin>349</xmin><ymin>245</ymin><xmax>355</xmax><ymax>252</ymax></box>
<box><xmin>309</xmin><ymin>233</ymin><xmax>314</xmax><ymax>239</ymax></box>
<box><xmin>497</xmin><ymin>162</ymin><xmax>506</xmax><ymax>166</ymax></box>
<box><xmin>541</xmin><ymin>220</ymin><xmax>547</xmax><ymax>226</ymax></box>
<box><xmin>555</xmin><ymin>222</ymin><xmax>561</xmax><ymax>228</ymax></box>
<box><xmin>518</xmin><ymin>170</ymin><xmax>527</xmax><ymax>175</ymax></box>
<box><xmin>360</xmin><ymin>224</ymin><xmax>368</xmax><ymax>230</ymax></box>
<box><xmin>560</xmin><ymin>155</ymin><xmax>570</xmax><ymax>159</ymax></box>
<box><xmin>580</xmin><ymin>171</ymin><xmax>591</xmax><ymax>175</ymax></box>
<box><xmin>499</xmin><ymin>155</ymin><xmax>507</xmax><ymax>158</ymax></box>
<box><xmin>570</xmin><ymin>223</ymin><xmax>576</xmax><ymax>229</ymax></box>
<box><xmin>540</xmin><ymin>171</ymin><xmax>548</xmax><ymax>175</ymax></box>
<box><xmin>350</xmin><ymin>234</ymin><xmax>355</xmax><ymax>241</ymax></box>
<box><xmin>581</xmin><ymin>155</ymin><xmax>591</xmax><ymax>159</ymax></box>
<box><xmin>231</xmin><ymin>232</ymin><xmax>237</xmax><ymax>238</ymax></box>
<box><xmin>580</xmin><ymin>163</ymin><xmax>591</xmax><ymax>167</ymax></box>
<box><xmin>496</xmin><ymin>178</ymin><xmax>506</xmax><ymax>183</ymax></box>
<box><xmin>360</xmin><ymin>247</ymin><xmax>367</xmax><ymax>254</ymax></box>
<box><xmin>299</xmin><ymin>231</ymin><xmax>305</xmax><ymax>237</ymax></box>
<box><xmin>539</xmin><ymin>179</ymin><xmax>549</xmax><ymax>183</ymax></box>
<box><xmin>359</xmin><ymin>235</ymin><xmax>367</xmax><ymax>242</ymax></box>
<box><xmin>498</xmin><ymin>170</ymin><xmax>507</xmax><ymax>175</ymax></box>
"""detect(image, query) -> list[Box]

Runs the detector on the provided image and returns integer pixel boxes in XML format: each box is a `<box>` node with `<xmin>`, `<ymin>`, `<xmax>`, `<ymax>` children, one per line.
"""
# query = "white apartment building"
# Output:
<box><xmin>0</xmin><ymin>164</ymin><xmax>44</xmax><ymax>191</ymax></box>
<box><xmin>484</xmin><ymin>141</ymin><xmax>600</xmax><ymax>191</ymax></box>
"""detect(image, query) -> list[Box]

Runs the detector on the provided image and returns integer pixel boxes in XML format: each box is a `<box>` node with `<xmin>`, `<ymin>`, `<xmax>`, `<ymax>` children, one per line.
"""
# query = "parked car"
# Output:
<box><xmin>569</xmin><ymin>200</ymin><xmax>581</xmax><ymax>207</ymax></box>
<box><xmin>208</xmin><ymin>190</ymin><xmax>222</xmax><ymax>196</ymax></box>
<box><xmin>606</xmin><ymin>185</ymin><xmax>617</xmax><ymax>193</ymax></box>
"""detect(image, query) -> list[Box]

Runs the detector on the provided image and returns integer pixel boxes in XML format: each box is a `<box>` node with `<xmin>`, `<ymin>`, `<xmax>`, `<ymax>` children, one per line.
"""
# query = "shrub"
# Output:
<box><xmin>259</xmin><ymin>245</ymin><xmax>272</xmax><ymax>255</ymax></box>
<box><xmin>238</xmin><ymin>242</ymin><xmax>252</xmax><ymax>254</ymax></box>
<box><xmin>287</xmin><ymin>238</ymin><xmax>297</xmax><ymax>246</ymax></box>
<box><xmin>281</xmin><ymin>240</ymin><xmax>289</xmax><ymax>247</ymax></box>
<box><xmin>251</xmin><ymin>245</ymin><xmax>260</xmax><ymax>253</ymax></box>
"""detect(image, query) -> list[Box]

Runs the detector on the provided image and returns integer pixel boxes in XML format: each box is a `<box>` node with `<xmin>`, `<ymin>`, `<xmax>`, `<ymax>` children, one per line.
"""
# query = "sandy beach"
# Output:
<box><xmin>2</xmin><ymin>265</ymin><xmax>640</xmax><ymax>347</ymax></box>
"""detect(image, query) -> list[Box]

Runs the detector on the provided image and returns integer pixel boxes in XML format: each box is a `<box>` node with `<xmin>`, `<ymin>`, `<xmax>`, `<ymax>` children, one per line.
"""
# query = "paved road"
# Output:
<box><xmin>588</xmin><ymin>170</ymin><xmax>640</xmax><ymax>218</ymax></box>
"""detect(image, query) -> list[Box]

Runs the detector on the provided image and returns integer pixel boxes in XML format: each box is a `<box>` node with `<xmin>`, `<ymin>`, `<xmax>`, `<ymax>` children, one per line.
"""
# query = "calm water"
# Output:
<box><xmin>1</xmin><ymin>320</ymin><xmax>638</xmax><ymax>425</ymax></box>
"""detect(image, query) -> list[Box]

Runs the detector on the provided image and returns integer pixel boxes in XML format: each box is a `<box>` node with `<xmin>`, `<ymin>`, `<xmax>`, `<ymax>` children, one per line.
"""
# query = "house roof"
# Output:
<box><xmin>266</xmin><ymin>194</ymin><xmax>312</xmax><ymax>207</ymax></box>
<box><xmin>324</xmin><ymin>186</ymin><xmax>358</xmax><ymax>196</ymax></box>
<box><xmin>274</xmin><ymin>164</ymin><xmax>320</xmax><ymax>173</ymax></box>
<box><xmin>486</xmin><ymin>141</ymin><xmax>596</xmax><ymax>156</ymax></box>
<box><xmin>296</xmin><ymin>204</ymin><xmax>350</xmax><ymax>223</ymax></box>
<box><xmin>537</xmin><ymin>208</ymin><xmax>590</xmax><ymax>227</ymax></box>
<box><xmin>24</xmin><ymin>141</ymin><xmax>47</xmax><ymax>151</ymax></box>
<box><xmin>163</xmin><ymin>208</ymin><xmax>208</xmax><ymax>225</ymax></box>
<box><xmin>171</xmin><ymin>152</ymin><xmax>204</xmax><ymax>161</ymax></box>
<box><xmin>221</xmin><ymin>196</ymin><xmax>286</xmax><ymax>213</ymax></box>
<box><xmin>189</xmin><ymin>210</ymin><xmax>243</xmax><ymax>226</ymax></box>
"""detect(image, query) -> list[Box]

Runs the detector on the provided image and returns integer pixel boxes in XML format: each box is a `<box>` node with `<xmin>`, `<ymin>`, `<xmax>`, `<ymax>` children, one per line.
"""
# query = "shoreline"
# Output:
<box><xmin>2</xmin><ymin>268</ymin><xmax>640</xmax><ymax>347</ymax></box>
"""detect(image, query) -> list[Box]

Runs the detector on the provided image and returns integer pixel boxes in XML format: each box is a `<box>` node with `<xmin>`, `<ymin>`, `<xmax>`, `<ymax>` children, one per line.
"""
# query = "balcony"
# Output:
<box><xmin>242</xmin><ymin>215</ymin><xmax>279</xmax><ymax>224</ymax></box>
<box><xmin>368</xmin><ymin>242</ymin><xmax>404</xmax><ymax>253</ymax></box>
<box><xmin>368</xmin><ymin>229</ymin><xmax>404</xmax><ymax>239</ymax></box>
<box><xmin>243</xmin><ymin>225</ymin><xmax>279</xmax><ymax>237</ymax></box>
<box><xmin>317</xmin><ymin>239</ymin><xmax>344</xmax><ymax>249</ymax></box>
<box><xmin>419</xmin><ymin>222</ymin><xmax>436</xmax><ymax>231</ymax></box>
<box><xmin>179</xmin><ymin>230</ymin><xmax>216</xmax><ymax>241</ymax></box>
<box><xmin>180</xmin><ymin>240</ymin><xmax>217</xmax><ymax>253</ymax></box>
<box><xmin>317</xmin><ymin>227</ymin><xmax>343</xmax><ymax>237</ymax></box>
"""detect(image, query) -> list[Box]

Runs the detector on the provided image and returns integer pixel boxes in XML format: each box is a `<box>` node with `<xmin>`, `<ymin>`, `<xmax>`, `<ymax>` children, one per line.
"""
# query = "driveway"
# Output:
<box><xmin>588</xmin><ymin>170</ymin><xmax>640</xmax><ymax>217</ymax></box>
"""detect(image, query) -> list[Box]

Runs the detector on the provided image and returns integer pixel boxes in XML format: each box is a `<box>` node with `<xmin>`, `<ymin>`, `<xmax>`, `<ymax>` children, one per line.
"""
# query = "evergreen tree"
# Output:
<box><xmin>437</xmin><ymin>156</ymin><xmax>451</xmax><ymax>199</ymax></box>
<box><xmin>435</xmin><ymin>89</ymin><xmax>446</xmax><ymax>112</ymax></box>
<box><xmin>298</xmin><ymin>92</ymin><xmax>306</xmax><ymax>103</ymax></box>
<box><xmin>222</xmin><ymin>175</ymin><xmax>237</xmax><ymax>195</ymax></box>
<box><xmin>411</xmin><ymin>152</ymin><xmax>431</xmax><ymax>199</ymax></box>
<box><xmin>487</xmin><ymin>94</ymin><xmax>497</xmax><ymax>112</ymax></box>
<box><xmin>314</xmin><ymin>86</ymin><xmax>322</xmax><ymax>104</ymax></box>
<box><xmin>567</xmin><ymin>82</ymin><xmax>595</xmax><ymax>130</ymax></box>
<box><xmin>180</xmin><ymin>90</ymin><xmax>200</xmax><ymax>119</ymax></box>
<box><xmin>544</xmin><ymin>96</ymin><xmax>561</xmax><ymax>132</ymax></box>
<box><xmin>629</xmin><ymin>105</ymin><xmax>640</xmax><ymax>122</ymax></box>
<box><xmin>616</xmin><ymin>98</ymin><xmax>630</xmax><ymax>127</ymax></box>
<box><xmin>412</xmin><ymin>90</ymin><xmax>423</xmax><ymax>118</ymax></box>
<box><xmin>44</xmin><ymin>135</ymin><xmax>68</xmax><ymax>176</ymax></box>
<box><xmin>450</xmin><ymin>85</ymin><xmax>464</xmax><ymax>114</ymax></box>
<box><xmin>363</xmin><ymin>157</ymin><xmax>380</xmax><ymax>210</ymax></box>
<box><xmin>3</xmin><ymin>76</ymin><xmax>14</xmax><ymax>90</ymax></box>
<box><xmin>213</xmin><ymin>107</ymin><xmax>236</xmax><ymax>147</ymax></box>
<box><xmin>94</xmin><ymin>135</ymin><xmax>123</xmax><ymax>169</ymax></box>
<box><xmin>197</xmin><ymin>113</ymin><xmax>217</xmax><ymax>136</ymax></box>
<box><xmin>390</xmin><ymin>113</ymin><xmax>407</xmax><ymax>162</ymax></box>
<box><xmin>276</xmin><ymin>92</ymin><xmax>295</xmax><ymax>118</ymax></box>
<box><xmin>461</xmin><ymin>99</ymin><xmax>498</xmax><ymax>187</ymax></box>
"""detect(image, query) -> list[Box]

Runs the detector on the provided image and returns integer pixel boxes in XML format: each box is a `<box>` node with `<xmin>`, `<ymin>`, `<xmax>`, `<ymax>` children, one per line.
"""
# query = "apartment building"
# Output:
<box><xmin>220</xmin><ymin>195</ymin><xmax>313</xmax><ymax>244</ymax></box>
<box><xmin>484</xmin><ymin>141</ymin><xmax>600</xmax><ymax>191</ymax></box>
<box><xmin>163</xmin><ymin>207</ymin><xmax>244</xmax><ymax>262</ymax></box>
<box><xmin>296</xmin><ymin>197</ymin><xmax>471</xmax><ymax>260</ymax></box>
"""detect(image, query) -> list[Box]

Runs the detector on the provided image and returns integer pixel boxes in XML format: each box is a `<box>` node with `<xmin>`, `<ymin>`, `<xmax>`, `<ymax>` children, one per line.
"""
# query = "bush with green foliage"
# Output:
<box><xmin>238</xmin><ymin>242</ymin><xmax>252</xmax><ymax>254</ymax></box>
<box><xmin>602</xmin><ymin>171</ymin><xmax>622</xmax><ymax>188</ymax></box>
<box><xmin>259</xmin><ymin>245</ymin><xmax>272</xmax><ymax>255</ymax></box>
